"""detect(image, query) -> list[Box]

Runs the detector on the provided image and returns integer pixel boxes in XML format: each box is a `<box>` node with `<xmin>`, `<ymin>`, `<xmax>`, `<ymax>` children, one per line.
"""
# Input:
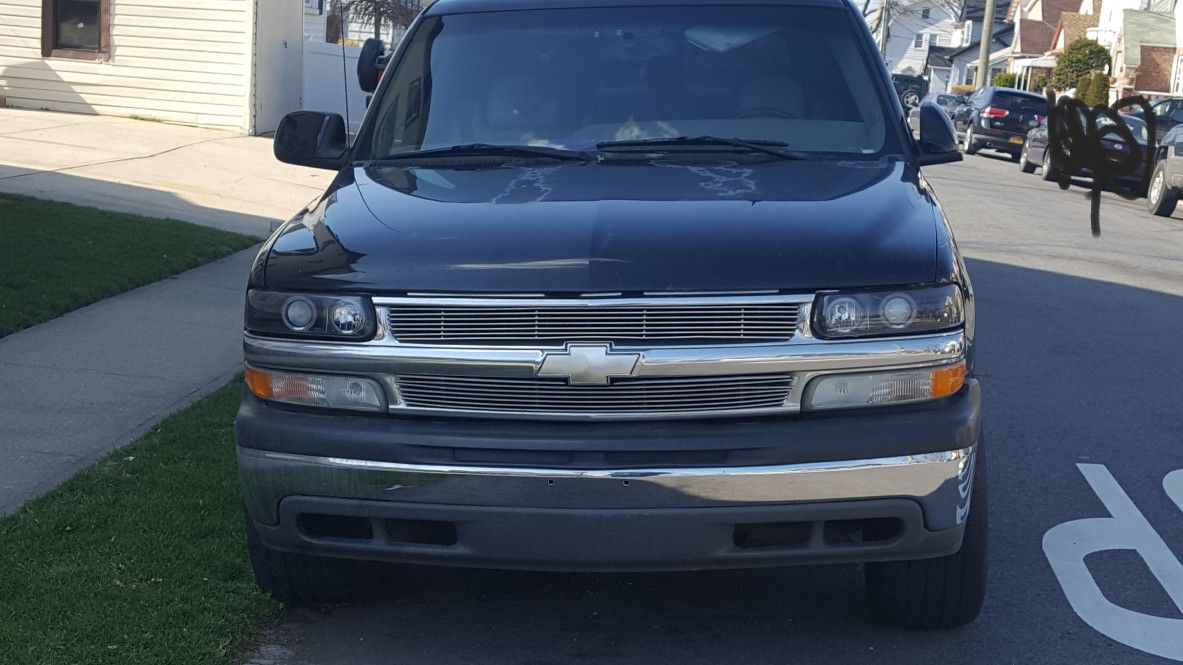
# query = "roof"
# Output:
<box><xmin>1122</xmin><ymin>10</ymin><xmax>1176</xmax><ymax>67</ymax></box>
<box><xmin>1051</xmin><ymin>11</ymin><xmax>1099</xmax><ymax>52</ymax></box>
<box><xmin>961</xmin><ymin>0</ymin><xmax>1012</xmax><ymax>21</ymax></box>
<box><xmin>967</xmin><ymin>42</ymin><xmax>1016</xmax><ymax>66</ymax></box>
<box><xmin>1006</xmin><ymin>0</ymin><xmax>1079</xmax><ymax>54</ymax></box>
<box><xmin>927</xmin><ymin>45</ymin><xmax>962</xmax><ymax>67</ymax></box>
<box><xmin>1014</xmin><ymin>18</ymin><xmax>1055</xmax><ymax>53</ymax></box>
<box><xmin>948</xmin><ymin>23</ymin><xmax>1014</xmax><ymax>59</ymax></box>
<box><xmin>427</xmin><ymin>0</ymin><xmax>850</xmax><ymax>14</ymax></box>
<box><xmin>1004</xmin><ymin>0</ymin><xmax>1021</xmax><ymax>22</ymax></box>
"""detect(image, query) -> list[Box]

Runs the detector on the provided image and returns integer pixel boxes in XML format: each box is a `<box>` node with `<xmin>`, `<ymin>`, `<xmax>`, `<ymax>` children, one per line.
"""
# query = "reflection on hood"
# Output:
<box><xmin>362</xmin><ymin>158</ymin><xmax>897</xmax><ymax>205</ymax></box>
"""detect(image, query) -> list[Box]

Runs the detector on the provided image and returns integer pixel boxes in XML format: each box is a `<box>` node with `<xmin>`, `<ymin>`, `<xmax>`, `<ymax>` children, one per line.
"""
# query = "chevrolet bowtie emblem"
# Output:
<box><xmin>537</xmin><ymin>344</ymin><xmax>640</xmax><ymax>386</ymax></box>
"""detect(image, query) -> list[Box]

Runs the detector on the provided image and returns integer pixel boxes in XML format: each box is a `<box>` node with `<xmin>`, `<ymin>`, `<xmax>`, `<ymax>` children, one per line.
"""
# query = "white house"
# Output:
<box><xmin>1175</xmin><ymin>0</ymin><xmax>1183</xmax><ymax>93</ymax></box>
<box><xmin>1090</xmin><ymin>0</ymin><xmax>1146</xmax><ymax>46</ymax></box>
<box><xmin>866</xmin><ymin>0</ymin><xmax>1015</xmax><ymax>92</ymax></box>
<box><xmin>0</xmin><ymin>0</ymin><xmax>305</xmax><ymax>134</ymax></box>
<box><xmin>873</xmin><ymin>0</ymin><xmax>972</xmax><ymax>74</ymax></box>
<box><xmin>1084</xmin><ymin>0</ymin><xmax>1174</xmax><ymax>100</ymax></box>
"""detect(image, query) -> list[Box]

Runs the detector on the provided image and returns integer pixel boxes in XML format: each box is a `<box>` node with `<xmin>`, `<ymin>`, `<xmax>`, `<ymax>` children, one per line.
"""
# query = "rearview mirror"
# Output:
<box><xmin>917</xmin><ymin>100</ymin><xmax>963</xmax><ymax>166</ymax></box>
<box><xmin>273</xmin><ymin>111</ymin><xmax>349</xmax><ymax>171</ymax></box>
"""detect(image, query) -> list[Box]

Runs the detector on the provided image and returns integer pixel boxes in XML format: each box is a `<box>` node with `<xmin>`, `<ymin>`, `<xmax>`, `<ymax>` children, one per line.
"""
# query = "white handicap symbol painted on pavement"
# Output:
<box><xmin>1043</xmin><ymin>464</ymin><xmax>1183</xmax><ymax>661</ymax></box>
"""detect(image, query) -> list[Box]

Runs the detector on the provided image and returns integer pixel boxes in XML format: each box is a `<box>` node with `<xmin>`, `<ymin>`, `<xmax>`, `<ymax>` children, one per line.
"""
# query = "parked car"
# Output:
<box><xmin>892</xmin><ymin>73</ymin><xmax>929</xmax><ymax>110</ymax></box>
<box><xmin>1148</xmin><ymin>124</ymin><xmax>1183</xmax><ymax>215</ymax></box>
<box><xmin>1020</xmin><ymin>112</ymin><xmax>1152</xmax><ymax>195</ymax></box>
<box><xmin>250</xmin><ymin>0</ymin><xmax>984</xmax><ymax>630</ymax></box>
<box><xmin>953</xmin><ymin>86</ymin><xmax>1047</xmax><ymax>160</ymax></box>
<box><xmin>909</xmin><ymin>93</ymin><xmax>969</xmax><ymax>131</ymax></box>
<box><xmin>1122</xmin><ymin>97</ymin><xmax>1183</xmax><ymax>138</ymax></box>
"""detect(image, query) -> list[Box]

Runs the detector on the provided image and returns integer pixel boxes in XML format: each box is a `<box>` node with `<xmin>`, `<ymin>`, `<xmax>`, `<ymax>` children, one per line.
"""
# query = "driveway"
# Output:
<box><xmin>247</xmin><ymin>152</ymin><xmax>1183</xmax><ymax>665</ymax></box>
<box><xmin>0</xmin><ymin>108</ymin><xmax>330</xmax><ymax>237</ymax></box>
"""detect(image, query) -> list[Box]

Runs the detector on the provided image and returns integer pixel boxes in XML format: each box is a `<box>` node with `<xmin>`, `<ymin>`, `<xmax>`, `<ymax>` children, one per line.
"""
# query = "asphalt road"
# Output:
<box><xmin>246</xmin><ymin>152</ymin><xmax>1183</xmax><ymax>665</ymax></box>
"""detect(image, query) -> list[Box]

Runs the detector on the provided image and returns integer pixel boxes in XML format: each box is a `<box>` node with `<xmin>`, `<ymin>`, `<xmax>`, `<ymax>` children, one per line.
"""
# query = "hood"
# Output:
<box><xmin>263</xmin><ymin>158</ymin><xmax>954</xmax><ymax>294</ymax></box>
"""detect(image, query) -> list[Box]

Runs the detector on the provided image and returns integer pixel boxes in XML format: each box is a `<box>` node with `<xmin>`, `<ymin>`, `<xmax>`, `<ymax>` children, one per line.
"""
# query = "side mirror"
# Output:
<box><xmin>1169</xmin><ymin>109</ymin><xmax>1183</xmax><ymax>124</ymax></box>
<box><xmin>273</xmin><ymin>111</ymin><xmax>349</xmax><ymax>171</ymax></box>
<box><xmin>917</xmin><ymin>100</ymin><xmax>963</xmax><ymax>166</ymax></box>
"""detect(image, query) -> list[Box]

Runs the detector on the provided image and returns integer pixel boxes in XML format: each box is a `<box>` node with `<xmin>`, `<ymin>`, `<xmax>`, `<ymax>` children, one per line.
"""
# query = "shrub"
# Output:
<box><xmin>993</xmin><ymin>71</ymin><xmax>1017</xmax><ymax>87</ymax></box>
<box><xmin>1076</xmin><ymin>73</ymin><xmax>1093</xmax><ymax>104</ymax></box>
<box><xmin>1052</xmin><ymin>38</ymin><xmax>1111</xmax><ymax>89</ymax></box>
<box><xmin>1031</xmin><ymin>74</ymin><xmax>1047</xmax><ymax>93</ymax></box>
<box><xmin>951</xmin><ymin>84</ymin><xmax>975</xmax><ymax>95</ymax></box>
<box><xmin>1085</xmin><ymin>72</ymin><xmax>1109</xmax><ymax>106</ymax></box>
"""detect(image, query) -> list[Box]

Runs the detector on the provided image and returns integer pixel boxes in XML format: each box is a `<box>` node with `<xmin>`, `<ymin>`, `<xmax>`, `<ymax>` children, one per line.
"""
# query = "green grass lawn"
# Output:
<box><xmin>0</xmin><ymin>194</ymin><xmax>256</xmax><ymax>337</ymax></box>
<box><xmin>0</xmin><ymin>380</ymin><xmax>278</xmax><ymax>665</ymax></box>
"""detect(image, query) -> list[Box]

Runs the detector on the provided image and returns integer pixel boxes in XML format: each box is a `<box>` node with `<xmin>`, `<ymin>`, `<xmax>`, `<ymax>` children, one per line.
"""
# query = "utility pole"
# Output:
<box><xmin>974</xmin><ymin>0</ymin><xmax>998</xmax><ymax>88</ymax></box>
<box><xmin>879</xmin><ymin>0</ymin><xmax>891</xmax><ymax>59</ymax></box>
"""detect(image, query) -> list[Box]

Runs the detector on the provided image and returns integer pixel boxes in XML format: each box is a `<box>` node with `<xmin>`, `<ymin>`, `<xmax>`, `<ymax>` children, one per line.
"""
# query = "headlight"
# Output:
<box><xmin>804</xmin><ymin>362</ymin><xmax>966</xmax><ymax>411</ymax></box>
<box><xmin>246</xmin><ymin>290</ymin><xmax>376</xmax><ymax>340</ymax></box>
<box><xmin>245</xmin><ymin>366</ymin><xmax>386</xmax><ymax>412</ymax></box>
<box><xmin>813</xmin><ymin>285</ymin><xmax>963</xmax><ymax>339</ymax></box>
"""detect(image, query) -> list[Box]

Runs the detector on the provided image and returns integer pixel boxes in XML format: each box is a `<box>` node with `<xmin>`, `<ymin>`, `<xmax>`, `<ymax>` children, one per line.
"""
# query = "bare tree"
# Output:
<box><xmin>342</xmin><ymin>0</ymin><xmax>422</xmax><ymax>40</ymax></box>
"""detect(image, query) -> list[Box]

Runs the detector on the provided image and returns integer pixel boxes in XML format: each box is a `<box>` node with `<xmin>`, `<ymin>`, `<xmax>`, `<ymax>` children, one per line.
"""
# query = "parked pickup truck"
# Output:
<box><xmin>240</xmin><ymin>0</ymin><xmax>984</xmax><ymax>629</ymax></box>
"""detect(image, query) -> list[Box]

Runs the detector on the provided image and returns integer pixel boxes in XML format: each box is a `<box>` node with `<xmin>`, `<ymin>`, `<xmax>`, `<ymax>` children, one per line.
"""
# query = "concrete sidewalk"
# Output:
<box><xmin>0</xmin><ymin>248</ymin><xmax>257</xmax><ymax>515</ymax></box>
<box><xmin>0</xmin><ymin>109</ymin><xmax>333</xmax><ymax>514</ymax></box>
<box><xmin>0</xmin><ymin>108</ymin><xmax>331</xmax><ymax>237</ymax></box>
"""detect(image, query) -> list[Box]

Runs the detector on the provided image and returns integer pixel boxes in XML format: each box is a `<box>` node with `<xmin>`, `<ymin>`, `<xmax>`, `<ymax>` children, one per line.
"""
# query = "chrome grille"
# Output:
<box><xmin>386</xmin><ymin>301</ymin><xmax>801</xmax><ymax>345</ymax></box>
<box><xmin>394</xmin><ymin>374</ymin><xmax>796</xmax><ymax>416</ymax></box>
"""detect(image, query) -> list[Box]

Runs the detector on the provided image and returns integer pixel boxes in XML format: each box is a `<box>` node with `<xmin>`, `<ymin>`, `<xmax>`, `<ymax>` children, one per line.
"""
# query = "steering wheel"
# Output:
<box><xmin>736</xmin><ymin>106</ymin><xmax>799</xmax><ymax>120</ymax></box>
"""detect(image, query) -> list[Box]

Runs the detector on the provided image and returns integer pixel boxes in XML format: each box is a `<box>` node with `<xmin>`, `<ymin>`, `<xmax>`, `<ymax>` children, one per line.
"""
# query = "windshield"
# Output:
<box><xmin>358</xmin><ymin>6</ymin><xmax>897</xmax><ymax>160</ymax></box>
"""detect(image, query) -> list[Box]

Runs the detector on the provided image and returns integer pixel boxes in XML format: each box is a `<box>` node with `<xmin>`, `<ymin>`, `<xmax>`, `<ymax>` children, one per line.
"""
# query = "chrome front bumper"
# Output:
<box><xmin>240</xmin><ymin>445</ymin><xmax>976</xmax><ymax>531</ymax></box>
<box><xmin>240</xmin><ymin>445</ymin><xmax>976</xmax><ymax>570</ymax></box>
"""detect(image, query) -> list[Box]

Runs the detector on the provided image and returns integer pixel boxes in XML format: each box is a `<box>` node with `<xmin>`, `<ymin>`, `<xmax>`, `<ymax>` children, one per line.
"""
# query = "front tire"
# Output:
<box><xmin>962</xmin><ymin>123</ymin><xmax>979</xmax><ymax>155</ymax></box>
<box><xmin>245</xmin><ymin>515</ymin><xmax>362</xmax><ymax>605</ymax></box>
<box><xmin>1041</xmin><ymin>150</ymin><xmax>1058</xmax><ymax>182</ymax></box>
<box><xmin>865</xmin><ymin>438</ymin><xmax>988</xmax><ymax>629</ymax></box>
<box><xmin>1148</xmin><ymin>161</ymin><xmax>1178</xmax><ymax>216</ymax></box>
<box><xmin>1019</xmin><ymin>142</ymin><xmax>1037</xmax><ymax>173</ymax></box>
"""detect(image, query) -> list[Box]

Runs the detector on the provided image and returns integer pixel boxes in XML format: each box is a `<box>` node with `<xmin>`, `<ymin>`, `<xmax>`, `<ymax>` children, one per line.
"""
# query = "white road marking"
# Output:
<box><xmin>1043</xmin><ymin>464</ymin><xmax>1183</xmax><ymax>661</ymax></box>
<box><xmin>1166</xmin><ymin>470</ymin><xmax>1183</xmax><ymax>514</ymax></box>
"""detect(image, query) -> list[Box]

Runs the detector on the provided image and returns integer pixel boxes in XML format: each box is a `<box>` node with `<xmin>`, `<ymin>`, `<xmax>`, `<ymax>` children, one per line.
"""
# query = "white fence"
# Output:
<box><xmin>302</xmin><ymin>40</ymin><xmax>371</xmax><ymax>134</ymax></box>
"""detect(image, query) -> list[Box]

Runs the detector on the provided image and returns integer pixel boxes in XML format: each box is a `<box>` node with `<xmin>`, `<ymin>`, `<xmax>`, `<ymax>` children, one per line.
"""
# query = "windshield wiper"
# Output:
<box><xmin>373</xmin><ymin>143</ymin><xmax>592</xmax><ymax>162</ymax></box>
<box><xmin>596</xmin><ymin>136</ymin><xmax>812</xmax><ymax>160</ymax></box>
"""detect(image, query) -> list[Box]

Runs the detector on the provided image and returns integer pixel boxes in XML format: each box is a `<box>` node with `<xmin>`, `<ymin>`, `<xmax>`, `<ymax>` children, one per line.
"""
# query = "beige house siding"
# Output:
<box><xmin>0</xmin><ymin>0</ymin><xmax>253</xmax><ymax>131</ymax></box>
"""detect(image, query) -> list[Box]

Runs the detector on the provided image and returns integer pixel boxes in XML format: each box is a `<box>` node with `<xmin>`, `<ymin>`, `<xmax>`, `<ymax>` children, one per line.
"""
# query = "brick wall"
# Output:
<box><xmin>1138</xmin><ymin>45</ymin><xmax>1176</xmax><ymax>94</ymax></box>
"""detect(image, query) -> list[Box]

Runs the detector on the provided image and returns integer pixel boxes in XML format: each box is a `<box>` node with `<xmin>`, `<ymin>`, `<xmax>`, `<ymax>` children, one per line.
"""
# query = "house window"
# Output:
<box><xmin>42</xmin><ymin>0</ymin><xmax>109</xmax><ymax>59</ymax></box>
<box><xmin>921</xmin><ymin>8</ymin><xmax>931</xmax><ymax>18</ymax></box>
<box><xmin>914</xmin><ymin>34</ymin><xmax>925</xmax><ymax>48</ymax></box>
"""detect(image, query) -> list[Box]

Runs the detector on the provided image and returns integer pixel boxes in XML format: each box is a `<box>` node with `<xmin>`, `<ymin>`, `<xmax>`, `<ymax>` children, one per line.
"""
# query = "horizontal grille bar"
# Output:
<box><xmin>394</xmin><ymin>374</ymin><xmax>795</xmax><ymax>415</ymax></box>
<box><xmin>387</xmin><ymin>303</ymin><xmax>801</xmax><ymax>345</ymax></box>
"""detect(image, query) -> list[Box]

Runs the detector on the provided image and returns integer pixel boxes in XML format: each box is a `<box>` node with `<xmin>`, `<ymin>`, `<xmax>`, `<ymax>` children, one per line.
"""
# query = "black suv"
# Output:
<box><xmin>244</xmin><ymin>0</ymin><xmax>984</xmax><ymax>629</ymax></box>
<box><xmin>954</xmin><ymin>86</ymin><xmax>1047</xmax><ymax>159</ymax></box>
<box><xmin>892</xmin><ymin>73</ymin><xmax>929</xmax><ymax>110</ymax></box>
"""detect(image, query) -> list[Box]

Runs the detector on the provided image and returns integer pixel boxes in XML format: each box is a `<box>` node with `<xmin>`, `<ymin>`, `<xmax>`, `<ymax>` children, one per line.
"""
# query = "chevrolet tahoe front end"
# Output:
<box><xmin>237</xmin><ymin>0</ymin><xmax>985</xmax><ymax>628</ymax></box>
